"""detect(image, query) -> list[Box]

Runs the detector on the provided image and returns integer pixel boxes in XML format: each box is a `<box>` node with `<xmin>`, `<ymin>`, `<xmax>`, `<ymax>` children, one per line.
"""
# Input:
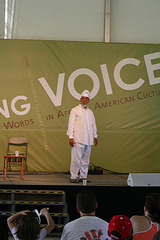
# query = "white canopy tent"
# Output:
<box><xmin>0</xmin><ymin>0</ymin><xmax>160</xmax><ymax>43</ymax></box>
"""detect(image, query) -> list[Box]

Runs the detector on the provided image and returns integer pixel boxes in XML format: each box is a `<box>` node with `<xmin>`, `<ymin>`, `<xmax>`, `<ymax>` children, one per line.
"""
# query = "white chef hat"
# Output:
<box><xmin>81</xmin><ymin>90</ymin><xmax>90</xmax><ymax>99</ymax></box>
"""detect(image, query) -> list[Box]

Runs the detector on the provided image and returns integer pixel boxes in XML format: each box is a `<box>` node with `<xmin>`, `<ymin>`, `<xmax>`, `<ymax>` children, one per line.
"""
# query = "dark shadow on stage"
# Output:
<box><xmin>0</xmin><ymin>172</ymin><xmax>160</xmax><ymax>240</ymax></box>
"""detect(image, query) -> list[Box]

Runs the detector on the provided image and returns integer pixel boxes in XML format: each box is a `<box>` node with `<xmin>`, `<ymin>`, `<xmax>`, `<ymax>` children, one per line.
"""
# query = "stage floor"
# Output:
<box><xmin>0</xmin><ymin>171</ymin><xmax>128</xmax><ymax>186</ymax></box>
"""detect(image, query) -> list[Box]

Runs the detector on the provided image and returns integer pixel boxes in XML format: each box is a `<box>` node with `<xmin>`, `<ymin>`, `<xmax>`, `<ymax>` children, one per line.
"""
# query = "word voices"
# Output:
<box><xmin>0</xmin><ymin>52</ymin><xmax>160</xmax><ymax>118</ymax></box>
<box><xmin>38</xmin><ymin>52</ymin><xmax>160</xmax><ymax>106</ymax></box>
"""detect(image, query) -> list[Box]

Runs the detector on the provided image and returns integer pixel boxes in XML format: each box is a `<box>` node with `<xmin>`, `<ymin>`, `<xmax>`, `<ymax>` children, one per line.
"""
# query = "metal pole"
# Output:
<box><xmin>104</xmin><ymin>0</ymin><xmax>111</xmax><ymax>42</ymax></box>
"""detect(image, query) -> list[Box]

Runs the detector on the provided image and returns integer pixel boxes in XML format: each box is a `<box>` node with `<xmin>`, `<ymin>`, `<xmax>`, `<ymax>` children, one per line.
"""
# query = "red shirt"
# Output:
<box><xmin>133</xmin><ymin>222</ymin><xmax>159</xmax><ymax>240</ymax></box>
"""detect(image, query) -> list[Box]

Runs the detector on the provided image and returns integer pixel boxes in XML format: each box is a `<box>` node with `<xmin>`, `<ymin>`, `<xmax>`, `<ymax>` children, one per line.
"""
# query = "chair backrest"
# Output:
<box><xmin>8</xmin><ymin>137</ymin><xmax>28</xmax><ymax>145</ymax></box>
<box><xmin>7</xmin><ymin>137</ymin><xmax>28</xmax><ymax>156</ymax></box>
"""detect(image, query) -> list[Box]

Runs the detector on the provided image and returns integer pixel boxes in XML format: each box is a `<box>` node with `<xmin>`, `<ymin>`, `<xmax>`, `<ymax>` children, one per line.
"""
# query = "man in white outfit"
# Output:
<box><xmin>61</xmin><ymin>190</ymin><xmax>110</xmax><ymax>240</ymax></box>
<box><xmin>67</xmin><ymin>90</ymin><xmax>98</xmax><ymax>183</ymax></box>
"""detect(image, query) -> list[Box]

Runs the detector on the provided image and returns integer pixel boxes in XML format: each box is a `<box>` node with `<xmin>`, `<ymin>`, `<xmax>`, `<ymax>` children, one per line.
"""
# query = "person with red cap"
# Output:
<box><xmin>108</xmin><ymin>215</ymin><xmax>133</xmax><ymax>240</ymax></box>
<box><xmin>67</xmin><ymin>89</ymin><xmax>98</xmax><ymax>183</ymax></box>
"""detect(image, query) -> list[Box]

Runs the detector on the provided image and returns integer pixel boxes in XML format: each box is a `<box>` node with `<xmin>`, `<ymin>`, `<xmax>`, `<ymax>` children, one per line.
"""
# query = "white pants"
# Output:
<box><xmin>70</xmin><ymin>142</ymin><xmax>91</xmax><ymax>179</ymax></box>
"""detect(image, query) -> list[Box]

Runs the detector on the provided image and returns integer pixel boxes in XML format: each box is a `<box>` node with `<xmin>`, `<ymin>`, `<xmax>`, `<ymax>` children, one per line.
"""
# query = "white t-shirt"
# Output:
<box><xmin>11</xmin><ymin>226</ymin><xmax>47</xmax><ymax>240</ymax></box>
<box><xmin>61</xmin><ymin>216</ymin><xmax>110</xmax><ymax>240</ymax></box>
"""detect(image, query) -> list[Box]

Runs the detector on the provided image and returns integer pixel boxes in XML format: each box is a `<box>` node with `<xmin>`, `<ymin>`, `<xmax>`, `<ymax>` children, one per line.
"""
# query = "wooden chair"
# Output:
<box><xmin>4</xmin><ymin>155</ymin><xmax>24</xmax><ymax>180</ymax></box>
<box><xmin>3</xmin><ymin>137</ymin><xmax>28</xmax><ymax>180</ymax></box>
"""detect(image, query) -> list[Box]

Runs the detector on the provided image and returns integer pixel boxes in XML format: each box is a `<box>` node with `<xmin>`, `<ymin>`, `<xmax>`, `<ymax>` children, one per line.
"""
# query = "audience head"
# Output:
<box><xmin>15</xmin><ymin>211</ymin><xmax>41</xmax><ymax>240</ymax></box>
<box><xmin>153</xmin><ymin>231</ymin><xmax>160</xmax><ymax>240</ymax></box>
<box><xmin>108</xmin><ymin>215</ymin><xmax>132</xmax><ymax>240</ymax></box>
<box><xmin>144</xmin><ymin>193</ymin><xmax>160</xmax><ymax>223</ymax></box>
<box><xmin>76</xmin><ymin>190</ymin><xmax>97</xmax><ymax>214</ymax></box>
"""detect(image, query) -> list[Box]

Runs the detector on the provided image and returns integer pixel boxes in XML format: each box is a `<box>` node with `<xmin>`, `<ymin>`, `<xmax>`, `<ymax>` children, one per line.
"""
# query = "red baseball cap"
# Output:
<box><xmin>108</xmin><ymin>215</ymin><xmax>132</xmax><ymax>240</ymax></box>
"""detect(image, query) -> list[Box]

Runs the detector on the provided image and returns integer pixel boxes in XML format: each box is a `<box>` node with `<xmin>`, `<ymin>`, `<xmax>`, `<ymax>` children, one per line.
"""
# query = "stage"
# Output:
<box><xmin>0</xmin><ymin>171</ymin><xmax>128</xmax><ymax>186</ymax></box>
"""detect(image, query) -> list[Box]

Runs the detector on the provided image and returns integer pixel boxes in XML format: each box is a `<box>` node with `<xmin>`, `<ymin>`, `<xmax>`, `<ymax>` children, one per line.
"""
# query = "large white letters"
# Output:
<box><xmin>0</xmin><ymin>96</ymin><xmax>30</xmax><ymax>118</ymax></box>
<box><xmin>144</xmin><ymin>52</ymin><xmax>160</xmax><ymax>85</ymax></box>
<box><xmin>2</xmin><ymin>52</ymin><xmax>160</xmax><ymax>117</ymax></box>
<box><xmin>100</xmin><ymin>64</ymin><xmax>113</xmax><ymax>95</ymax></box>
<box><xmin>11</xmin><ymin>96</ymin><xmax>30</xmax><ymax>115</ymax></box>
<box><xmin>38</xmin><ymin>74</ymin><xmax>65</xmax><ymax>106</ymax></box>
<box><xmin>0</xmin><ymin>100</ymin><xmax>10</xmax><ymax>118</ymax></box>
<box><xmin>114</xmin><ymin>58</ymin><xmax>145</xmax><ymax>90</ymax></box>
<box><xmin>38</xmin><ymin>54</ymin><xmax>160</xmax><ymax>106</ymax></box>
<box><xmin>68</xmin><ymin>68</ymin><xmax>100</xmax><ymax>99</ymax></box>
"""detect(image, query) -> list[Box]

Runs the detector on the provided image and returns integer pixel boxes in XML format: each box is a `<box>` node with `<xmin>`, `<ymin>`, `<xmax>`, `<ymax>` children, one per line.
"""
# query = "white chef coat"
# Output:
<box><xmin>67</xmin><ymin>104</ymin><xmax>97</xmax><ymax>146</ymax></box>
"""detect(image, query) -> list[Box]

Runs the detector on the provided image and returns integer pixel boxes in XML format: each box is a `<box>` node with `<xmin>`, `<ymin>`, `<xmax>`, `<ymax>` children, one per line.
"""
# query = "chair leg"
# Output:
<box><xmin>3</xmin><ymin>158</ymin><xmax>7</xmax><ymax>180</ymax></box>
<box><xmin>21</xmin><ymin>158</ymin><xmax>24</xmax><ymax>180</ymax></box>
<box><xmin>24</xmin><ymin>158</ymin><xmax>27</xmax><ymax>172</ymax></box>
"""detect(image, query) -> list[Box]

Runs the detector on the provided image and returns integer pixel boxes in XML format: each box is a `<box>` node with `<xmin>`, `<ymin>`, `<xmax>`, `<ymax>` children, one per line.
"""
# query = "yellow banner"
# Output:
<box><xmin>0</xmin><ymin>40</ymin><xmax>160</xmax><ymax>173</ymax></box>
